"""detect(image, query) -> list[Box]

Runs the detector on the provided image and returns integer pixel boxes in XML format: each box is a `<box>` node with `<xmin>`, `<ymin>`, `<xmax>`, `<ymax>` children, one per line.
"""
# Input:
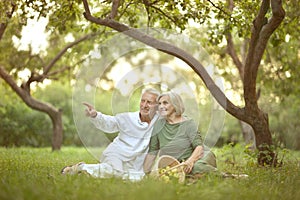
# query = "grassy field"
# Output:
<box><xmin>0</xmin><ymin>145</ymin><xmax>299</xmax><ymax>200</ymax></box>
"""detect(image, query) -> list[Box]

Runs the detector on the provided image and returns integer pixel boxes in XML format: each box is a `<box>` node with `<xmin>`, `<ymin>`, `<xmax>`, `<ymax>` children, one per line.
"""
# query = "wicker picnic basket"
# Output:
<box><xmin>150</xmin><ymin>155</ymin><xmax>186</xmax><ymax>183</ymax></box>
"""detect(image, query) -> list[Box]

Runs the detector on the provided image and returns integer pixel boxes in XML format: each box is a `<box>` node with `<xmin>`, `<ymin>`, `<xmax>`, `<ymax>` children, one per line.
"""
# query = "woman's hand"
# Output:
<box><xmin>182</xmin><ymin>160</ymin><xmax>194</xmax><ymax>174</ymax></box>
<box><xmin>182</xmin><ymin>146</ymin><xmax>204</xmax><ymax>174</ymax></box>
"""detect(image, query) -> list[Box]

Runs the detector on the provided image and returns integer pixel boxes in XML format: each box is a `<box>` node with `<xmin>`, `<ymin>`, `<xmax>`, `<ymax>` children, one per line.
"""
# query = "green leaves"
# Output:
<box><xmin>47</xmin><ymin>0</ymin><xmax>83</xmax><ymax>34</ymax></box>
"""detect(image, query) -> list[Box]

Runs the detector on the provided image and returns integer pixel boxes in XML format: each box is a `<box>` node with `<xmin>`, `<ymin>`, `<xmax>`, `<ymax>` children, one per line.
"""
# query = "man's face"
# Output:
<box><xmin>139</xmin><ymin>92</ymin><xmax>158</xmax><ymax>119</ymax></box>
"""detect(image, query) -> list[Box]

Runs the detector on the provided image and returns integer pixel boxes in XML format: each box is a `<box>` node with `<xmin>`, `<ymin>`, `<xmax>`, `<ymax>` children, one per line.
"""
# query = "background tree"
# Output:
<box><xmin>201</xmin><ymin>0</ymin><xmax>299</xmax><ymax>150</ymax></box>
<box><xmin>1</xmin><ymin>0</ymin><xmax>298</xmax><ymax>155</ymax></box>
<box><xmin>0</xmin><ymin>0</ymin><xmax>96</xmax><ymax>150</ymax></box>
<box><xmin>82</xmin><ymin>0</ymin><xmax>286</xmax><ymax>165</ymax></box>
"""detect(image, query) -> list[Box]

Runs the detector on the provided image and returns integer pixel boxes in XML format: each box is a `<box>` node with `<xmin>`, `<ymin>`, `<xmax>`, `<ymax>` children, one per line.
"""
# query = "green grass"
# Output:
<box><xmin>0</xmin><ymin>145</ymin><xmax>299</xmax><ymax>200</ymax></box>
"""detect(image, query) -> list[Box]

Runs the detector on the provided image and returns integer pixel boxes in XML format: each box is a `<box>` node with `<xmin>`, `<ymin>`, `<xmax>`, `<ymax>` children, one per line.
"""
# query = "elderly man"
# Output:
<box><xmin>62</xmin><ymin>88</ymin><xmax>160</xmax><ymax>181</ymax></box>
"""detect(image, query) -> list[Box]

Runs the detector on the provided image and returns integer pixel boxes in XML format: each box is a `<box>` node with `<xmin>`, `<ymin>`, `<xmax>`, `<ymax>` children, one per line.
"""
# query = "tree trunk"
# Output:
<box><xmin>49</xmin><ymin>108</ymin><xmax>63</xmax><ymax>150</ymax></box>
<box><xmin>239</xmin><ymin>120</ymin><xmax>256</xmax><ymax>150</ymax></box>
<box><xmin>250</xmin><ymin>110</ymin><xmax>277</xmax><ymax>166</ymax></box>
<box><xmin>82</xmin><ymin>0</ymin><xmax>285</xmax><ymax>166</ymax></box>
<box><xmin>0</xmin><ymin>66</ymin><xmax>63</xmax><ymax>150</ymax></box>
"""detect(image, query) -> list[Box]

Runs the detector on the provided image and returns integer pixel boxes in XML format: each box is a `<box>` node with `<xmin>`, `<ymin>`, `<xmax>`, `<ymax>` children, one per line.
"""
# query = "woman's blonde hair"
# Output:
<box><xmin>157</xmin><ymin>91</ymin><xmax>185</xmax><ymax>116</ymax></box>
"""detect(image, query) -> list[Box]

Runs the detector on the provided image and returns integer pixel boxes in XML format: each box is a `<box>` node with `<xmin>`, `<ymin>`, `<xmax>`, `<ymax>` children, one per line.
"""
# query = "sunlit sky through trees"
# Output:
<box><xmin>13</xmin><ymin>14</ymin><xmax>245</xmax><ymax>107</ymax></box>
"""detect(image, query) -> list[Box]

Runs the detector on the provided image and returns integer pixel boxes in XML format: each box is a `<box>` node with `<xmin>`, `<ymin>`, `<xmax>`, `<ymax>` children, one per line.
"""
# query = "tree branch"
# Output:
<box><xmin>244</xmin><ymin>0</ymin><xmax>270</xmax><ymax>87</ymax></box>
<box><xmin>47</xmin><ymin>56</ymin><xmax>89</xmax><ymax>79</ymax></box>
<box><xmin>0</xmin><ymin>65</ymin><xmax>57</xmax><ymax>113</ymax></box>
<box><xmin>0</xmin><ymin>1</ymin><xmax>16</xmax><ymax>40</ymax></box>
<box><xmin>43</xmin><ymin>32</ymin><xmax>97</xmax><ymax>75</ymax></box>
<box><xmin>243</xmin><ymin>0</ymin><xmax>284</xmax><ymax>111</ymax></box>
<box><xmin>225</xmin><ymin>0</ymin><xmax>244</xmax><ymax>81</ymax></box>
<box><xmin>117</xmin><ymin>1</ymin><xmax>134</xmax><ymax>19</ymax></box>
<box><xmin>25</xmin><ymin>32</ymin><xmax>98</xmax><ymax>86</ymax></box>
<box><xmin>0</xmin><ymin>66</ymin><xmax>26</xmax><ymax>97</ymax></box>
<box><xmin>82</xmin><ymin>0</ymin><xmax>246</xmax><ymax>121</ymax></box>
<box><xmin>150</xmin><ymin>5</ymin><xmax>179</xmax><ymax>26</ymax></box>
<box><xmin>207</xmin><ymin>0</ymin><xmax>229</xmax><ymax>16</ymax></box>
<box><xmin>226</xmin><ymin>34</ymin><xmax>244</xmax><ymax>80</ymax></box>
<box><xmin>47</xmin><ymin>65</ymin><xmax>71</xmax><ymax>78</ymax></box>
<box><xmin>109</xmin><ymin>0</ymin><xmax>120</xmax><ymax>19</ymax></box>
<box><xmin>253</xmin><ymin>0</ymin><xmax>285</xmax><ymax>69</ymax></box>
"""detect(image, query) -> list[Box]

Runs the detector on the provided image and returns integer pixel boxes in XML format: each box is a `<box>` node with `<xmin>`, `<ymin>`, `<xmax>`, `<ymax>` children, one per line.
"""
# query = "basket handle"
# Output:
<box><xmin>158</xmin><ymin>162</ymin><xmax>187</xmax><ymax>177</ymax></box>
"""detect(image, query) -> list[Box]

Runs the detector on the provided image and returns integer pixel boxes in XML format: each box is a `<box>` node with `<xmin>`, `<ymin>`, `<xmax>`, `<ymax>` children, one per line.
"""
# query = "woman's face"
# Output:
<box><xmin>158</xmin><ymin>95</ymin><xmax>176</xmax><ymax>118</ymax></box>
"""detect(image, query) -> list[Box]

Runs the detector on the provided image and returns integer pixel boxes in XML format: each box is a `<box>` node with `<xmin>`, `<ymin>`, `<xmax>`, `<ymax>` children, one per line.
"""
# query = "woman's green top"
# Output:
<box><xmin>148</xmin><ymin>118</ymin><xmax>203</xmax><ymax>162</ymax></box>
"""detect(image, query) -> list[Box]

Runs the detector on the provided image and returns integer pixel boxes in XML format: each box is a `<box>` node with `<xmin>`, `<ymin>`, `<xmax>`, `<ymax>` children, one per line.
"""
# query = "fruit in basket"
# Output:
<box><xmin>160</xmin><ymin>174</ymin><xmax>170</xmax><ymax>183</ymax></box>
<box><xmin>151</xmin><ymin>155</ymin><xmax>185</xmax><ymax>183</ymax></box>
<box><xmin>158</xmin><ymin>166</ymin><xmax>182</xmax><ymax>183</ymax></box>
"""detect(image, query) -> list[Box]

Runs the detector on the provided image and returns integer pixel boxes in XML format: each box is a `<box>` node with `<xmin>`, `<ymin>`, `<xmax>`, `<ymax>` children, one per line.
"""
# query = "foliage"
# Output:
<box><xmin>0</xmin><ymin>84</ymin><xmax>52</xmax><ymax>147</ymax></box>
<box><xmin>263</xmin><ymin>94</ymin><xmax>300</xmax><ymax>150</ymax></box>
<box><xmin>0</xmin><ymin>0</ymin><xmax>101</xmax><ymax>149</ymax></box>
<box><xmin>1</xmin><ymin>0</ymin><xmax>300</xmax><ymax>153</ymax></box>
<box><xmin>0</xmin><ymin>82</ymin><xmax>80</xmax><ymax>147</ymax></box>
<box><xmin>180</xmin><ymin>1</ymin><xmax>300</xmax><ymax>151</ymax></box>
<box><xmin>0</xmin><ymin>146</ymin><xmax>299</xmax><ymax>200</ymax></box>
<box><xmin>34</xmin><ymin>82</ymin><xmax>82</xmax><ymax>146</ymax></box>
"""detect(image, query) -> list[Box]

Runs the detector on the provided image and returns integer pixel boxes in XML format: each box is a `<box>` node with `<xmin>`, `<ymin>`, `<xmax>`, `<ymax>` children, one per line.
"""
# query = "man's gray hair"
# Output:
<box><xmin>158</xmin><ymin>91</ymin><xmax>185</xmax><ymax>116</ymax></box>
<box><xmin>142</xmin><ymin>88</ymin><xmax>160</xmax><ymax>97</ymax></box>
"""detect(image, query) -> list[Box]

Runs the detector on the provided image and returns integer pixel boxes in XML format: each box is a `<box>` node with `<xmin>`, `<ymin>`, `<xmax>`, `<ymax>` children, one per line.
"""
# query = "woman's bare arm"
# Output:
<box><xmin>143</xmin><ymin>153</ymin><xmax>157</xmax><ymax>174</ymax></box>
<box><xmin>182</xmin><ymin>145</ymin><xmax>204</xmax><ymax>173</ymax></box>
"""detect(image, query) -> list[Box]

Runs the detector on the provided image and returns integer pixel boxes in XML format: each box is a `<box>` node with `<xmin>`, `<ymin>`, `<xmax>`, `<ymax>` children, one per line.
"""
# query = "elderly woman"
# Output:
<box><xmin>143</xmin><ymin>91</ymin><xmax>217</xmax><ymax>178</ymax></box>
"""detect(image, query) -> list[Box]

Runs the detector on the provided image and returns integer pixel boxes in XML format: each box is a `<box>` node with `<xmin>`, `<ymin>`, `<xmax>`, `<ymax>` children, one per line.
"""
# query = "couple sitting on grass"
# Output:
<box><xmin>61</xmin><ymin>88</ymin><xmax>220</xmax><ymax>182</ymax></box>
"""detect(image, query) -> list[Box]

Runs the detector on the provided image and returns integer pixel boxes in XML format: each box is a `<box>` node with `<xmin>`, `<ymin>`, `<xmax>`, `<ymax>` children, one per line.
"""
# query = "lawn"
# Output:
<box><xmin>0</xmin><ymin>145</ymin><xmax>299</xmax><ymax>200</ymax></box>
